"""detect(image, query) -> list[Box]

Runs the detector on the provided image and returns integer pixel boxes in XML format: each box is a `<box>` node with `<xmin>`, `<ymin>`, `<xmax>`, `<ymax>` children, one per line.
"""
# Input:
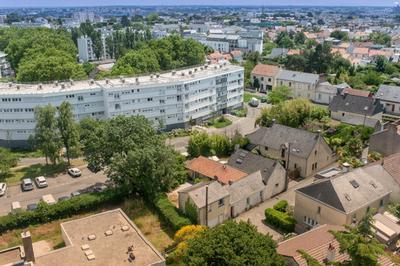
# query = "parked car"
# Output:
<box><xmin>26</xmin><ymin>203</ymin><xmax>38</xmax><ymax>211</ymax></box>
<box><xmin>248</xmin><ymin>97</ymin><xmax>260</xmax><ymax>107</ymax></box>
<box><xmin>58</xmin><ymin>195</ymin><xmax>70</xmax><ymax>202</ymax></box>
<box><xmin>21</xmin><ymin>178</ymin><xmax>34</xmax><ymax>191</ymax></box>
<box><xmin>71</xmin><ymin>191</ymin><xmax>81</xmax><ymax>197</ymax></box>
<box><xmin>0</xmin><ymin>183</ymin><xmax>7</xmax><ymax>196</ymax></box>
<box><xmin>87</xmin><ymin>163</ymin><xmax>101</xmax><ymax>173</ymax></box>
<box><xmin>35</xmin><ymin>176</ymin><xmax>48</xmax><ymax>188</ymax></box>
<box><xmin>68</xmin><ymin>168</ymin><xmax>82</xmax><ymax>177</ymax></box>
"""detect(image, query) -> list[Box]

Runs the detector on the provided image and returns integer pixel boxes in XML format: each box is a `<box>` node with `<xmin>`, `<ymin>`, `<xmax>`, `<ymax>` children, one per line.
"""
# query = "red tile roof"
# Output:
<box><xmin>251</xmin><ymin>64</ymin><xmax>280</xmax><ymax>77</ymax></box>
<box><xmin>382</xmin><ymin>153</ymin><xmax>400</xmax><ymax>185</ymax></box>
<box><xmin>342</xmin><ymin>88</ymin><xmax>372</xmax><ymax>97</ymax></box>
<box><xmin>186</xmin><ymin>156</ymin><xmax>247</xmax><ymax>185</ymax></box>
<box><xmin>277</xmin><ymin>225</ymin><xmax>394</xmax><ymax>266</ymax></box>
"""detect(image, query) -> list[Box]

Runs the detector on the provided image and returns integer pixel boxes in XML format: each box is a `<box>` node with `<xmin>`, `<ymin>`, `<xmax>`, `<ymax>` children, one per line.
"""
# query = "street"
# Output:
<box><xmin>0</xmin><ymin>166</ymin><xmax>107</xmax><ymax>215</ymax></box>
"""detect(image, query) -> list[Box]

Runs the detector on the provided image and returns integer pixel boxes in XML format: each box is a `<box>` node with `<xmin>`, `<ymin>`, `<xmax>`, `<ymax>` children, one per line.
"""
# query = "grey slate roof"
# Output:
<box><xmin>329</xmin><ymin>94</ymin><xmax>384</xmax><ymax>116</ymax></box>
<box><xmin>228</xmin><ymin>171</ymin><xmax>265</xmax><ymax>204</ymax></box>
<box><xmin>267</xmin><ymin>48</ymin><xmax>289</xmax><ymax>59</ymax></box>
<box><xmin>227</xmin><ymin>149</ymin><xmax>280</xmax><ymax>183</ymax></box>
<box><xmin>316</xmin><ymin>82</ymin><xmax>339</xmax><ymax>94</ymax></box>
<box><xmin>376</xmin><ymin>84</ymin><xmax>400</xmax><ymax>103</ymax></box>
<box><xmin>276</xmin><ymin>69</ymin><xmax>319</xmax><ymax>85</ymax></box>
<box><xmin>297</xmin><ymin>167</ymin><xmax>391</xmax><ymax>213</ymax></box>
<box><xmin>246</xmin><ymin>124</ymin><xmax>323</xmax><ymax>159</ymax></box>
<box><xmin>181</xmin><ymin>181</ymin><xmax>229</xmax><ymax>209</ymax></box>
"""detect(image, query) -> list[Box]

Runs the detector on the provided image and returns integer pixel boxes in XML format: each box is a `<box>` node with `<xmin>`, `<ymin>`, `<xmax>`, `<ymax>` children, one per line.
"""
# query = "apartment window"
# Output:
<box><xmin>115</xmin><ymin>104</ymin><xmax>121</xmax><ymax>110</ymax></box>
<box><xmin>147</xmin><ymin>97</ymin><xmax>153</xmax><ymax>102</ymax></box>
<box><xmin>218</xmin><ymin>199</ymin><xmax>224</xmax><ymax>207</ymax></box>
<box><xmin>289</xmin><ymin>82</ymin><xmax>292</xmax><ymax>87</ymax></box>
<box><xmin>78</xmin><ymin>96</ymin><xmax>84</xmax><ymax>101</ymax></box>
<box><xmin>160</xmin><ymin>99</ymin><xmax>165</xmax><ymax>104</ymax></box>
<box><xmin>268</xmin><ymin>78</ymin><xmax>271</xmax><ymax>82</ymax></box>
<box><xmin>261</xmin><ymin>77</ymin><xmax>264</xmax><ymax>81</ymax></box>
<box><xmin>342</xmin><ymin>112</ymin><xmax>345</xmax><ymax>117</ymax></box>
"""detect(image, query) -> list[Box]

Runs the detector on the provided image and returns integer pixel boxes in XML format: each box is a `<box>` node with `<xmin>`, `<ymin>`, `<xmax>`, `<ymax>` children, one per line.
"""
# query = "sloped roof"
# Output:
<box><xmin>276</xmin><ymin>69</ymin><xmax>319</xmax><ymax>84</ymax></box>
<box><xmin>342</xmin><ymin>88</ymin><xmax>372</xmax><ymax>97</ymax></box>
<box><xmin>228</xmin><ymin>171</ymin><xmax>265</xmax><ymax>204</ymax></box>
<box><xmin>376</xmin><ymin>84</ymin><xmax>400</xmax><ymax>103</ymax></box>
<box><xmin>297</xmin><ymin>167</ymin><xmax>391</xmax><ymax>214</ymax></box>
<box><xmin>181</xmin><ymin>181</ymin><xmax>229</xmax><ymax>208</ymax></box>
<box><xmin>251</xmin><ymin>63</ymin><xmax>280</xmax><ymax>77</ymax></box>
<box><xmin>246</xmin><ymin>124</ymin><xmax>323</xmax><ymax>159</ymax></box>
<box><xmin>186</xmin><ymin>156</ymin><xmax>248</xmax><ymax>185</ymax></box>
<box><xmin>227</xmin><ymin>149</ymin><xmax>281</xmax><ymax>183</ymax></box>
<box><xmin>329</xmin><ymin>94</ymin><xmax>383</xmax><ymax>116</ymax></box>
<box><xmin>381</xmin><ymin>153</ymin><xmax>400</xmax><ymax>185</ymax></box>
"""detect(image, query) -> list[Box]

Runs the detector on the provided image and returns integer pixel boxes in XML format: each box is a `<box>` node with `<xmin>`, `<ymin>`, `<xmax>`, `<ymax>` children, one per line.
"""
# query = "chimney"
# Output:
<box><xmin>105</xmin><ymin>78</ymin><xmax>109</xmax><ymax>84</ymax></box>
<box><xmin>61</xmin><ymin>83</ymin><xmax>66</xmax><ymax>89</ymax></box>
<box><xmin>21</xmin><ymin>231</ymin><xmax>35</xmax><ymax>263</ymax></box>
<box><xmin>135</xmin><ymin>77</ymin><xmax>139</xmax><ymax>84</ymax></box>
<box><xmin>54</xmin><ymin>80</ymin><xmax>59</xmax><ymax>86</ymax></box>
<box><xmin>228</xmin><ymin>180</ymin><xmax>233</xmax><ymax>185</ymax></box>
<box><xmin>89</xmin><ymin>79</ymin><xmax>94</xmax><ymax>85</ymax></box>
<box><xmin>69</xmin><ymin>78</ymin><xmax>74</xmax><ymax>85</ymax></box>
<box><xmin>342</xmin><ymin>162</ymin><xmax>350</xmax><ymax>173</ymax></box>
<box><xmin>326</xmin><ymin>243</ymin><xmax>336</xmax><ymax>263</ymax></box>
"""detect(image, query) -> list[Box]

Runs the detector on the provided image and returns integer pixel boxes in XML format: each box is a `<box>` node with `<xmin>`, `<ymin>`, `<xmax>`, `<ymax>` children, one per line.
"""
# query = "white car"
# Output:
<box><xmin>35</xmin><ymin>176</ymin><xmax>48</xmax><ymax>188</ymax></box>
<box><xmin>68</xmin><ymin>168</ymin><xmax>81</xmax><ymax>177</ymax></box>
<box><xmin>0</xmin><ymin>183</ymin><xmax>6</xmax><ymax>196</ymax></box>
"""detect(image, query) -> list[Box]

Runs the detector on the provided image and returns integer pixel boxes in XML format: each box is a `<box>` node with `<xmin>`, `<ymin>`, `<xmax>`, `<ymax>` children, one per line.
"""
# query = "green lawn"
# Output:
<box><xmin>244</xmin><ymin>92</ymin><xmax>262</xmax><ymax>103</ymax></box>
<box><xmin>206</xmin><ymin>116</ymin><xmax>233</xmax><ymax>128</ymax></box>
<box><xmin>12</xmin><ymin>149</ymin><xmax>44</xmax><ymax>159</ymax></box>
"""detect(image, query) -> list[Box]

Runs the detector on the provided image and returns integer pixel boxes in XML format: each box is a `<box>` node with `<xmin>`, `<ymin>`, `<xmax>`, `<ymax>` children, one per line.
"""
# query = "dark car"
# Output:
<box><xmin>58</xmin><ymin>196</ymin><xmax>70</xmax><ymax>202</ymax></box>
<box><xmin>87</xmin><ymin>163</ymin><xmax>101</xmax><ymax>173</ymax></box>
<box><xmin>27</xmin><ymin>203</ymin><xmax>38</xmax><ymax>211</ymax></box>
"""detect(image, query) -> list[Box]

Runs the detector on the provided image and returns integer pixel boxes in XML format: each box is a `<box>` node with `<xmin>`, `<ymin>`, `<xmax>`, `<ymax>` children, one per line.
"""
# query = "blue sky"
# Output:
<box><xmin>0</xmin><ymin>0</ymin><xmax>396</xmax><ymax>7</ymax></box>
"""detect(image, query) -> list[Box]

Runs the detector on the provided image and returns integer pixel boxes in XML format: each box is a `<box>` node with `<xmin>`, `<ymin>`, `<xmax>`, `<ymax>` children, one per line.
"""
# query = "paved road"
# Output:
<box><xmin>0</xmin><ymin>166</ymin><xmax>107</xmax><ymax>215</ymax></box>
<box><xmin>234</xmin><ymin>177</ymin><xmax>314</xmax><ymax>241</ymax></box>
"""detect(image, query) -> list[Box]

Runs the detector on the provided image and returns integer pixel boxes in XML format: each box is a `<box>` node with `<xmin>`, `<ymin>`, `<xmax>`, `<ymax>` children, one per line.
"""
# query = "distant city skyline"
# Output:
<box><xmin>0</xmin><ymin>0</ymin><xmax>397</xmax><ymax>8</ymax></box>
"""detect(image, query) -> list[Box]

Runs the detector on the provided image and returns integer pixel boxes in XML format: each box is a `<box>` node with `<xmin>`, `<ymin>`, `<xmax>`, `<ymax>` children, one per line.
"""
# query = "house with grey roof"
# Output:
<box><xmin>370</xmin><ymin>120</ymin><xmax>400</xmax><ymax>157</ymax></box>
<box><xmin>276</xmin><ymin>69</ymin><xmax>320</xmax><ymax>101</ymax></box>
<box><xmin>375</xmin><ymin>84</ymin><xmax>400</xmax><ymax>116</ymax></box>
<box><xmin>315</xmin><ymin>82</ymin><xmax>350</xmax><ymax>105</ymax></box>
<box><xmin>246</xmin><ymin>124</ymin><xmax>335</xmax><ymax>178</ymax></box>
<box><xmin>294</xmin><ymin>167</ymin><xmax>392</xmax><ymax>233</ymax></box>
<box><xmin>329</xmin><ymin>93</ymin><xmax>383</xmax><ymax>128</ymax></box>
<box><xmin>267</xmin><ymin>48</ymin><xmax>289</xmax><ymax>59</ymax></box>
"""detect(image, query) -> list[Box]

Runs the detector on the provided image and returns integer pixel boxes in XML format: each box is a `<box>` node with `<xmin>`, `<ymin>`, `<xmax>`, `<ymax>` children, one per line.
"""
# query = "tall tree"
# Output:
<box><xmin>0</xmin><ymin>148</ymin><xmax>18</xmax><ymax>180</ymax></box>
<box><xmin>34</xmin><ymin>105</ymin><xmax>61</xmax><ymax>165</ymax></box>
<box><xmin>181</xmin><ymin>221</ymin><xmax>285</xmax><ymax>265</ymax></box>
<box><xmin>331</xmin><ymin>213</ymin><xmax>386</xmax><ymax>266</ymax></box>
<box><xmin>57</xmin><ymin>102</ymin><xmax>80</xmax><ymax>165</ymax></box>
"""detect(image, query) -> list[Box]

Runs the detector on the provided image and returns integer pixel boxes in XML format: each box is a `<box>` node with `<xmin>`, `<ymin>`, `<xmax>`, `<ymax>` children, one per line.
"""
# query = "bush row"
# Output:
<box><xmin>154</xmin><ymin>194</ymin><xmax>191</xmax><ymax>231</ymax></box>
<box><xmin>0</xmin><ymin>189</ymin><xmax>126</xmax><ymax>234</ymax></box>
<box><xmin>273</xmin><ymin>200</ymin><xmax>288</xmax><ymax>213</ymax></box>
<box><xmin>265</xmin><ymin>208</ymin><xmax>296</xmax><ymax>233</ymax></box>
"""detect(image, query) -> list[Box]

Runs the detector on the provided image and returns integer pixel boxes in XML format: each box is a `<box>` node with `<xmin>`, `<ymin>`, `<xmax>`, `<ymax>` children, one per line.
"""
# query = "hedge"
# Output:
<box><xmin>273</xmin><ymin>200</ymin><xmax>288</xmax><ymax>213</ymax></box>
<box><xmin>154</xmin><ymin>194</ymin><xmax>191</xmax><ymax>231</ymax></box>
<box><xmin>265</xmin><ymin>208</ymin><xmax>296</xmax><ymax>233</ymax></box>
<box><xmin>0</xmin><ymin>189</ymin><xmax>126</xmax><ymax>234</ymax></box>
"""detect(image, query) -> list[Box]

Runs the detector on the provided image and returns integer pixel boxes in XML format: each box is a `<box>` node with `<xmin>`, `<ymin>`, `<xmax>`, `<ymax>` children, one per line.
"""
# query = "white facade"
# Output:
<box><xmin>77</xmin><ymin>35</ymin><xmax>110</xmax><ymax>62</ymax></box>
<box><xmin>0</xmin><ymin>63</ymin><xmax>244</xmax><ymax>147</ymax></box>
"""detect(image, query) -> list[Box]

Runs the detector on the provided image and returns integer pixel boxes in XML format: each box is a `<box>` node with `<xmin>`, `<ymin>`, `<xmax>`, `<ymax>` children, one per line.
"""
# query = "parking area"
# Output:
<box><xmin>0</xmin><ymin>166</ymin><xmax>107</xmax><ymax>215</ymax></box>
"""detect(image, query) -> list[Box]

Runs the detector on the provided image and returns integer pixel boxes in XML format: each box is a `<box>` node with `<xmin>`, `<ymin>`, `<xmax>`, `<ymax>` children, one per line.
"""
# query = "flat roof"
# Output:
<box><xmin>0</xmin><ymin>63</ymin><xmax>243</xmax><ymax>96</ymax></box>
<box><xmin>0</xmin><ymin>247</ymin><xmax>23</xmax><ymax>266</ymax></box>
<box><xmin>35</xmin><ymin>209</ymin><xmax>165</xmax><ymax>266</ymax></box>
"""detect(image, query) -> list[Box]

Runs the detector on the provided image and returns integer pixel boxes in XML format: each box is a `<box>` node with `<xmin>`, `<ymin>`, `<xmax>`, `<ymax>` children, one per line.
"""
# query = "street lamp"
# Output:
<box><xmin>363</xmin><ymin>106</ymin><xmax>369</xmax><ymax>127</ymax></box>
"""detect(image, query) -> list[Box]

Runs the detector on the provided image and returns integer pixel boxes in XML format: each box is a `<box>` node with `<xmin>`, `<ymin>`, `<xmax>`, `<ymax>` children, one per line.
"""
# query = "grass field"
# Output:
<box><xmin>0</xmin><ymin>198</ymin><xmax>174</xmax><ymax>252</ymax></box>
<box><xmin>244</xmin><ymin>92</ymin><xmax>262</xmax><ymax>103</ymax></box>
<box><xmin>206</xmin><ymin>116</ymin><xmax>233</xmax><ymax>129</ymax></box>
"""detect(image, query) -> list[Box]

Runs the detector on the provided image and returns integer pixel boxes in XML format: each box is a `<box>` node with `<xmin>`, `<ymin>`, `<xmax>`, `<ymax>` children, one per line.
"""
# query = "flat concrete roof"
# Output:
<box><xmin>0</xmin><ymin>246</ymin><xmax>23</xmax><ymax>266</ymax></box>
<box><xmin>34</xmin><ymin>209</ymin><xmax>165</xmax><ymax>266</ymax></box>
<box><xmin>0</xmin><ymin>63</ymin><xmax>243</xmax><ymax>95</ymax></box>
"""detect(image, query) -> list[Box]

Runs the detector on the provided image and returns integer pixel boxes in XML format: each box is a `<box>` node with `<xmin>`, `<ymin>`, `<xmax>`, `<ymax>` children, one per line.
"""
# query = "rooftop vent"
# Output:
<box><xmin>156</xmin><ymin>73</ymin><xmax>160</xmax><ymax>78</ymax></box>
<box><xmin>104</xmin><ymin>230</ymin><xmax>113</xmax><ymax>236</ymax></box>
<box><xmin>69</xmin><ymin>79</ymin><xmax>74</xmax><ymax>85</ymax></box>
<box><xmin>344</xmin><ymin>193</ymin><xmax>351</xmax><ymax>201</ymax></box>
<box><xmin>189</xmin><ymin>70</ymin><xmax>193</xmax><ymax>75</ymax></box>
<box><xmin>119</xmin><ymin>76</ymin><xmax>125</xmax><ymax>83</ymax></box>
<box><xmin>61</xmin><ymin>83</ymin><xmax>66</xmax><ymax>89</ymax></box>
<box><xmin>135</xmin><ymin>77</ymin><xmax>139</xmax><ymax>83</ymax></box>
<box><xmin>37</xmin><ymin>84</ymin><xmax>43</xmax><ymax>90</ymax></box>
<box><xmin>87</xmin><ymin>234</ymin><xmax>96</xmax><ymax>241</ymax></box>
<box><xmin>16</xmin><ymin>85</ymin><xmax>20</xmax><ymax>90</ymax></box>
<box><xmin>350</xmin><ymin>179</ymin><xmax>359</xmax><ymax>189</ymax></box>
<box><xmin>181</xmin><ymin>72</ymin><xmax>185</xmax><ymax>76</ymax></box>
<box><xmin>236</xmin><ymin>158</ymin><xmax>243</xmax><ymax>164</ymax></box>
<box><xmin>54</xmin><ymin>81</ymin><xmax>59</xmax><ymax>86</ymax></box>
<box><xmin>370</xmin><ymin>181</ymin><xmax>377</xmax><ymax>188</ymax></box>
<box><xmin>8</xmin><ymin>82</ymin><xmax>13</xmax><ymax>88</ymax></box>
<box><xmin>121</xmin><ymin>225</ymin><xmax>130</xmax><ymax>232</ymax></box>
<box><xmin>172</xmin><ymin>71</ymin><xmax>176</xmax><ymax>76</ymax></box>
<box><xmin>89</xmin><ymin>79</ymin><xmax>94</xmax><ymax>85</ymax></box>
<box><xmin>105</xmin><ymin>78</ymin><xmax>109</xmax><ymax>84</ymax></box>
<box><xmin>194</xmin><ymin>68</ymin><xmax>198</xmax><ymax>72</ymax></box>
<box><xmin>150</xmin><ymin>74</ymin><xmax>154</xmax><ymax>79</ymax></box>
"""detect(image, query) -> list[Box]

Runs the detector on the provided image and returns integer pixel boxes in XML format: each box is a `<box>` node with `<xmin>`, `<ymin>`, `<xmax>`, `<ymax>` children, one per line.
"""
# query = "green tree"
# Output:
<box><xmin>331</xmin><ymin>213</ymin><xmax>386</xmax><ymax>266</ymax></box>
<box><xmin>34</xmin><ymin>105</ymin><xmax>61</xmax><ymax>165</ymax></box>
<box><xmin>188</xmin><ymin>132</ymin><xmax>211</xmax><ymax>157</ymax></box>
<box><xmin>375</xmin><ymin>55</ymin><xmax>387</xmax><ymax>73</ymax></box>
<box><xmin>369</xmin><ymin>32</ymin><xmax>391</xmax><ymax>47</ymax></box>
<box><xmin>57</xmin><ymin>102</ymin><xmax>80</xmax><ymax>165</ymax></box>
<box><xmin>120</xmin><ymin>15</ymin><xmax>131</xmax><ymax>27</ymax></box>
<box><xmin>253</xmin><ymin>77</ymin><xmax>260</xmax><ymax>89</ymax></box>
<box><xmin>330</xmin><ymin>30</ymin><xmax>349</xmax><ymax>41</ymax></box>
<box><xmin>181</xmin><ymin>220</ymin><xmax>285</xmax><ymax>265</ymax></box>
<box><xmin>284</xmin><ymin>55</ymin><xmax>308</xmax><ymax>72</ymax></box>
<box><xmin>294</xmin><ymin>32</ymin><xmax>306</xmax><ymax>45</ymax></box>
<box><xmin>0</xmin><ymin>148</ymin><xmax>18</xmax><ymax>180</ymax></box>
<box><xmin>111</xmin><ymin>48</ymin><xmax>160</xmax><ymax>75</ymax></box>
<box><xmin>267</xmin><ymin>86</ymin><xmax>293</xmax><ymax>104</ymax></box>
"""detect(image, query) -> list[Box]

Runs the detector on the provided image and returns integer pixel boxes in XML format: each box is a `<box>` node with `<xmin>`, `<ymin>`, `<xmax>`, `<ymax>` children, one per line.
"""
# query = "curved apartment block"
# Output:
<box><xmin>0</xmin><ymin>63</ymin><xmax>244</xmax><ymax>148</ymax></box>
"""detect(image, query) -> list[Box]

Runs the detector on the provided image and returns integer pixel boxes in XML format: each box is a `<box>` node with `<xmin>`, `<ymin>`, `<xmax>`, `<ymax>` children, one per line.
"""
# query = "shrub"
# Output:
<box><xmin>153</xmin><ymin>194</ymin><xmax>191</xmax><ymax>231</ymax></box>
<box><xmin>0</xmin><ymin>189</ymin><xmax>126</xmax><ymax>234</ymax></box>
<box><xmin>273</xmin><ymin>200</ymin><xmax>288</xmax><ymax>213</ymax></box>
<box><xmin>265</xmin><ymin>208</ymin><xmax>296</xmax><ymax>233</ymax></box>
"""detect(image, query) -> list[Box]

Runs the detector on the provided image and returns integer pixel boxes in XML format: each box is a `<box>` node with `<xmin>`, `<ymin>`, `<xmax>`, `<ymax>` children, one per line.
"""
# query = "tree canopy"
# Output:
<box><xmin>181</xmin><ymin>221</ymin><xmax>285</xmax><ymax>266</ymax></box>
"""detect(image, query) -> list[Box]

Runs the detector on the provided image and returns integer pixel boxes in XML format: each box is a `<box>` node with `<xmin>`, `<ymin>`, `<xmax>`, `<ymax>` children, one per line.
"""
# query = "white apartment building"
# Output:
<box><xmin>0</xmin><ymin>63</ymin><xmax>244</xmax><ymax>148</ymax></box>
<box><xmin>77</xmin><ymin>35</ymin><xmax>110</xmax><ymax>62</ymax></box>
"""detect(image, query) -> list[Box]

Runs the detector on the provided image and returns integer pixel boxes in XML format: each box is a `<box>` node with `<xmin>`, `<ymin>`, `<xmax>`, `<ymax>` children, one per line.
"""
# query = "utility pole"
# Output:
<box><xmin>205</xmin><ymin>185</ymin><xmax>209</xmax><ymax>226</ymax></box>
<box><xmin>284</xmin><ymin>143</ymin><xmax>291</xmax><ymax>191</ymax></box>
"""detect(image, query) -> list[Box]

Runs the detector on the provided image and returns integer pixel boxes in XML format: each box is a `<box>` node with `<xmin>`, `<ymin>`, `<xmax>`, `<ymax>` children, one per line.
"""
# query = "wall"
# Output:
<box><xmin>344</xmin><ymin>194</ymin><xmax>390</xmax><ymax>225</ymax></box>
<box><xmin>331</xmin><ymin>111</ymin><xmax>382</xmax><ymax>127</ymax></box>
<box><xmin>276</xmin><ymin>79</ymin><xmax>317</xmax><ymax>101</ymax></box>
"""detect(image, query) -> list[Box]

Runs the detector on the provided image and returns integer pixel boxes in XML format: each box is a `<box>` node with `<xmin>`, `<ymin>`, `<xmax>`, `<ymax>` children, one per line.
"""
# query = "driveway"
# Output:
<box><xmin>234</xmin><ymin>177</ymin><xmax>314</xmax><ymax>241</ymax></box>
<box><xmin>0</xmin><ymin>166</ymin><xmax>107</xmax><ymax>215</ymax></box>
